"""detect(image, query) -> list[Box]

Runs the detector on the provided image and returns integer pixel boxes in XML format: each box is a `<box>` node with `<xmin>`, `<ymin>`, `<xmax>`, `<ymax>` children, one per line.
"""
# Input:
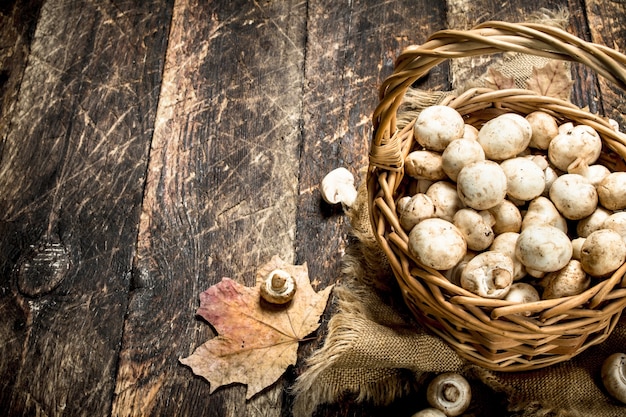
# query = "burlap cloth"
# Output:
<box><xmin>292</xmin><ymin>18</ymin><xmax>626</xmax><ymax>417</ymax></box>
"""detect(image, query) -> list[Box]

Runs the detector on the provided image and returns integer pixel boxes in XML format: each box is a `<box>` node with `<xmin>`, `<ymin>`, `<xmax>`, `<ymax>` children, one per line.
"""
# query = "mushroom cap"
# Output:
<box><xmin>477</xmin><ymin>113</ymin><xmax>531</xmax><ymax>160</ymax></box>
<box><xmin>540</xmin><ymin>260</ymin><xmax>590</xmax><ymax>299</ymax></box>
<box><xmin>260</xmin><ymin>269</ymin><xmax>297</xmax><ymax>304</ymax></box>
<box><xmin>441</xmin><ymin>138</ymin><xmax>486</xmax><ymax>182</ymax></box>
<box><xmin>426</xmin><ymin>181</ymin><xmax>465</xmax><ymax>222</ymax></box>
<box><xmin>580</xmin><ymin>229</ymin><xmax>626</xmax><ymax>277</ymax></box>
<box><xmin>405</xmin><ymin>150</ymin><xmax>447</xmax><ymax>181</ymax></box>
<box><xmin>549</xmin><ymin>174</ymin><xmax>598</xmax><ymax>220</ymax></box>
<box><xmin>521</xmin><ymin>196</ymin><xmax>568</xmax><ymax>234</ymax></box>
<box><xmin>500</xmin><ymin>157</ymin><xmax>546</xmax><ymax>201</ymax></box>
<box><xmin>597</xmin><ymin>172</ymin><xmax>626</xmax><ymax>211</ymax></box>
<box><xmin>408</xmin><ymin>218</ymin><xmax>467</xmax><ymax>270</ymax></box>
<box><xmin>601</xmin><ymin>352</ymin><xmax>626</xmax><ymax>404</ymax></box>
<box><xmin>320</xmin><ymin>167</ymin><xmax>357</xmax><ymax>207</ymax></box>
<box><xmin>576</xmin><ymin>207</ymin><xmax>612</xmax><ymax>238</ymax></box>
<box><xmin>548</xmin><ymin>124</ymin><xmax>602</xmax><ymax>171</ymax></box>
<box><xmin>426</xmin><ymin>373</ymin><xmax>472</xmax><ymax>417</ymax></box>
<box><xmin>526</xmin><ymin>111</ymin><xmax>559</xmax><ymax>150</ymax></box>
<box><xmin>411</xmin><ymin>409</ymin><xmax>447</xmax><ymax>417</ymax></box>
<box><xmin>460</xmin><ymin>251</ymin><xmax>514</xmax><ymax>299</ymax></box>
<box><xmin>453</xmin><ymin>208</ymin><xmax>495</xmax><ymax>251</ymax></box>
<box><xmin>414</xmin><ymin>105</ymin><xmax>465</xmax><ymax>152</ymax></box>
<box><xmin>515</xmin><ymin>225</ymin><xmax>573</xmax><ymax>272</ymax></box>
<box><xmin>398</xmin><ymin>194</ymin><xmax>436</xmax><ymax>231</ymax></box>
<box><xmin>456</xmin><ymin>160</ymin><xmax>508</xmax><ymax>210</ymax></box>
<box><xmin>489</xmin><ymin>200</ymin><xmax>522</xmax><ymax>234</ymax></box>
<box><xmin>505</xmin><ymin>282</ymin><xmax>541</xmax><ymax>312</ymax></box>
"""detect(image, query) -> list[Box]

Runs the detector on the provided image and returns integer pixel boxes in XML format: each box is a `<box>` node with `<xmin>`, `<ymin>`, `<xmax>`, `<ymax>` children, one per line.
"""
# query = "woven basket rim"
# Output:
<box><xmin>367</xmin><ymin>21</ymin><xmax>626</xmax><ymax>371</ymax></box>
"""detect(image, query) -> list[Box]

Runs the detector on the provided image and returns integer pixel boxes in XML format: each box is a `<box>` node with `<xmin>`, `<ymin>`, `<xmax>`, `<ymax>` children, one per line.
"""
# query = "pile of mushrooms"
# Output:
<box><xmin>399</xmin><ymin>105</ymin><xmax>626</xmax><ymax>307</ymax></box>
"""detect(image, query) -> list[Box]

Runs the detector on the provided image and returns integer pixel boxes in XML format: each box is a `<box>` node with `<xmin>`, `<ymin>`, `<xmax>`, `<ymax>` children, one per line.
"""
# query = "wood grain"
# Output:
<box><xmin>0</xmin><ymin>0</ymin><xmax>172</xmax><ymax>415</ymax></box>
<box><xmin>1</xmin><ymin>1</ymin><xmax>624</xmax><ymax>417</ymax></box>
<box><xmin>111</xmin><ymin>1</ymin><xmax>307</xmax><ymax>416</ymax></box>
<box><xmin>586</xmin><ymin>0</ymin><xmax>626</xmax><ymax>127</ymax></box>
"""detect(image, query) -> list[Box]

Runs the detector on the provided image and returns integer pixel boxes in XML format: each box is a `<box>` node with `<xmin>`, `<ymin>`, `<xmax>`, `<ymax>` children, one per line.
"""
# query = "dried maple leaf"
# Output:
<box><xmin>484</xmin><ymin>67</ymin><xmax>517</xmax><ymax>90</ymax></box>
<box><xmin>180</xmin><ymin>255</ymin><xmax>333</xmax><ymax>399</ymax></box>
<box><xmin>526</xmin><ymin>61</ymin><xmax>574</xmax><ymax>100</ymax></box>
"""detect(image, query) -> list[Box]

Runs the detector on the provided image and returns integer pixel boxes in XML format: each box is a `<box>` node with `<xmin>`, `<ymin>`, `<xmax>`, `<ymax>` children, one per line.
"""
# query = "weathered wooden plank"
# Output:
<box><xmin>585</xmin><ymin>0</ymin><xmax>626</xmax><ymax>128</ymax></box>
<box><xmin>0</xmin><ymin>0</ymin><xmax>172</xmax><ymax>415</ymax></box>
<box><xmin>0</xmin><ymin>1</ymin><xmax>45</xmax><ymax>146</ymax></box>
<box><xmin>291</xmin><ymin>1</ymin><xmax>447</xmax><ymax>415</ymax></box>
<box><xmin>111</xmin><ymin>1</ymin><xmax>307</xmax><ymax>416</ymax></box>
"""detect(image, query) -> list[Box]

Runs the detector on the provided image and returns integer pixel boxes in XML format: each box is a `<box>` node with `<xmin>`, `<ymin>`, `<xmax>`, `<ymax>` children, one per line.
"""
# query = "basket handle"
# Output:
<box><xmin>369</xmin><ymin>21</ymin><xmax>626</xmax><ymax>171</ymax></box>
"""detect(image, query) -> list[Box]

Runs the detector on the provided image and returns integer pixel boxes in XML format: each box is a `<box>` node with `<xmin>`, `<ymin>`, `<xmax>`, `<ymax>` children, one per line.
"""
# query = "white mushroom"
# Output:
<box><xmin>601</xmin><ymin>353</ymin><xmax>626</xmax><ymax>404</ymax></box>
<box><xmin>408</xmin><ymin>218</ymin><xmax>467</xmax><ymax>270</ymax></box>
<box><xmin>597</xmin><ymin>172</ymin><xmax>626</xmax><ymax>211</ymax></box>
<box><xmin>405</xmin><ymin>150</ymin><xmax>447</xmax><ymax>181</ymax></box>
<box><xmin>515</xmin><ymin>225</ymin><xmax>573</xmax><ymax>273</ymax></box>
<box><xmin>542</xmin><ymin>165</ymin><xmax>559</xmax><ymax>197</ymax></box>
<box><xmin>456</xmin><ymin>161</ymin><xmax>508</xmax><ymax>210</ymax></box>
<box><xmin>397</xmin><ymin>194</ymin><xmax>436</xmax><ymax>231</ymax></box>
<box><xmin>490</xmin><ymin>232</ymin><xmax>526</xmax><ymax>280</ymax></box>
<box><xmin>460</xmin><ymin>251</ymin><xmax>514</xmax><ymax>299</ymax></box>
<box><xmin>526</xmin><ymin>111</ymin><xmax>559</xmax><ymax>150</ymax></box>
<box><xmin>580</xmin><ymin>229</ymin><xmax>626</xmax><ymax>277</ymax></box>
<box><xmin>488</xmin><ymin>200</ymin><xmax>522</xmax><ymax>234</ymax></box>
<box><xmin>426</xmin><ymin>181</ymin><xmax>465</xmax><ymax>222</ymax></box>
<box><xmin>567</xmin><ymin>158</ymin><xmax>610</xmax><ymax>186</ymax></box>
<box><xmin>540</xmin><ymin>260</ymin><xmax>590</xmax><ymax>299</ymax></box>
<box><xmin>320</xmin><ymin>167</ymin><xmax>357</xmax><ymax>207</ymax></box>
<box><xmin>260</xmin><ymin>269</ymin><xmax>297</xmax><ymax>304</ymax></box>
<box><xmin>426</xmin><ymin>373</ymin><xmax>472</xmax><ymax>417</ymax></box>
<box><xmin>443</xmin><ymin>251</ymin><xmax>476</xmax><ymax>287</ymax></box>
<box><xmin>576</xmin><ymin>207</ymin><xmax>612</xmax><ymax>238</ymax></box>
<box><xmin>521</xmin><ymin>196</ymin><xmax>568</xmax><ymax>234</ymax></box>
<box><xmin>477</xmin><ymin>113</ymin><xmax>532</xmax><ymax>160</ymax></box>
<box><xmin>500</xmin><ymin>157</ymin><xmax>546</xmax><ymax>201</ymax></box>
<box><xmin>603</xmin><ymin>212</ymin><xmax>626</xmax><ymax>244</ymax></box>
<box><xmin>463</xmin><ymin>124</ymin><xmax>479</xmax><ymax>141</ymax></box>
<box><xmin>548</xmin><ymin>124</ymin><xmax>602</xmax><ymax>171</ymax></box>
<box><xmin>571</xmin><ymin>237</ymin><xmax>586</xmax><ymax>260</ymax></box>
<box><xmin>504</xmin><ymin>282</ymin><xmax>540</xmax><ymax>315</ymax></box>
<box><xmin>414</xmin><ymin>105</ymin><xmax>465</xmax><ymax>152</ymax></box>
<box><xmin>411</xmin><ymin>409</ymin><xmax>447</xmax><ymax>417</ymax></box>
<box><xmin>558</xmin><ymin>122</ymin><xmax>574</xmax><ymax>134</ymax></box>
<box><xmin>441</xmin><ymin>138</ymin><xmax>486</xmax><ymax>182</ymax></box>
<box><xmin>525</xmin><ymin>154</ymin><xmax>549</xmax><ymax>170</ymax></box>
<box><xmin>453</xmin><ymin>209</ymin><xmax>495</xmax><ymax>251</ymax></box>
<box><xmin>549</xmin><ymin>174</ymin><xmax>598</xmax><ymax>220</ymax></box>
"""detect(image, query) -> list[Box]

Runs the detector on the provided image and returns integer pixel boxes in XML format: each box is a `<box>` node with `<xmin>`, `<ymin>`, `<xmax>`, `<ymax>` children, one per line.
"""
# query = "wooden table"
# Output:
<box><xmin>1</xmin><ymin>1</ymin><xmax>625</xmax><ymax>416</ymax></box>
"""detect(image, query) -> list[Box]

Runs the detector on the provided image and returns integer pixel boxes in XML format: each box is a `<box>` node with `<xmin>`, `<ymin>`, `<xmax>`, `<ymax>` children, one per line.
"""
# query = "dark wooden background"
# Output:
<box><xmin>1</xmin><ymin>0</ymin><xmax>625</xmax><ymax>416</ymax></box>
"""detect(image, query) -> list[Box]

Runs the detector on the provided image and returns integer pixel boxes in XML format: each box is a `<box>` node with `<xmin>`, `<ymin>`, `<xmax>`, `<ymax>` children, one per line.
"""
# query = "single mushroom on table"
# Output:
<box><xmin>601</xmin><ymin>352</ymin><xmax>626</xmax><ymax>404</ymax></box>
<box><xmin>260</xmin><ymin>269</ymin><xmax>296</xmax><ymax>305</ymax></box>
<box><xmin>426</xmin><ymin>372</ymin><xmax>472</xmax><ymax>417</ymax></box>
<box><xmin>411</xmin><ymin>409</ymin><xmax>447</xmax><ymax>417</ymax></box>
<box><xmin>320</xmin><ymin>167</ymin><xmax>357</xmax><ymax>208</ymax></box>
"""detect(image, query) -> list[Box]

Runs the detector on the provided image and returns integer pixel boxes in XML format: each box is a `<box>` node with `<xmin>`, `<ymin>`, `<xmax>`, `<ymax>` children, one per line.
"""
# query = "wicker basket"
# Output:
<box><xmin>368</xmin><ymin>21</ymin><xmax>626</xmax><ymax>371</ymax></box>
